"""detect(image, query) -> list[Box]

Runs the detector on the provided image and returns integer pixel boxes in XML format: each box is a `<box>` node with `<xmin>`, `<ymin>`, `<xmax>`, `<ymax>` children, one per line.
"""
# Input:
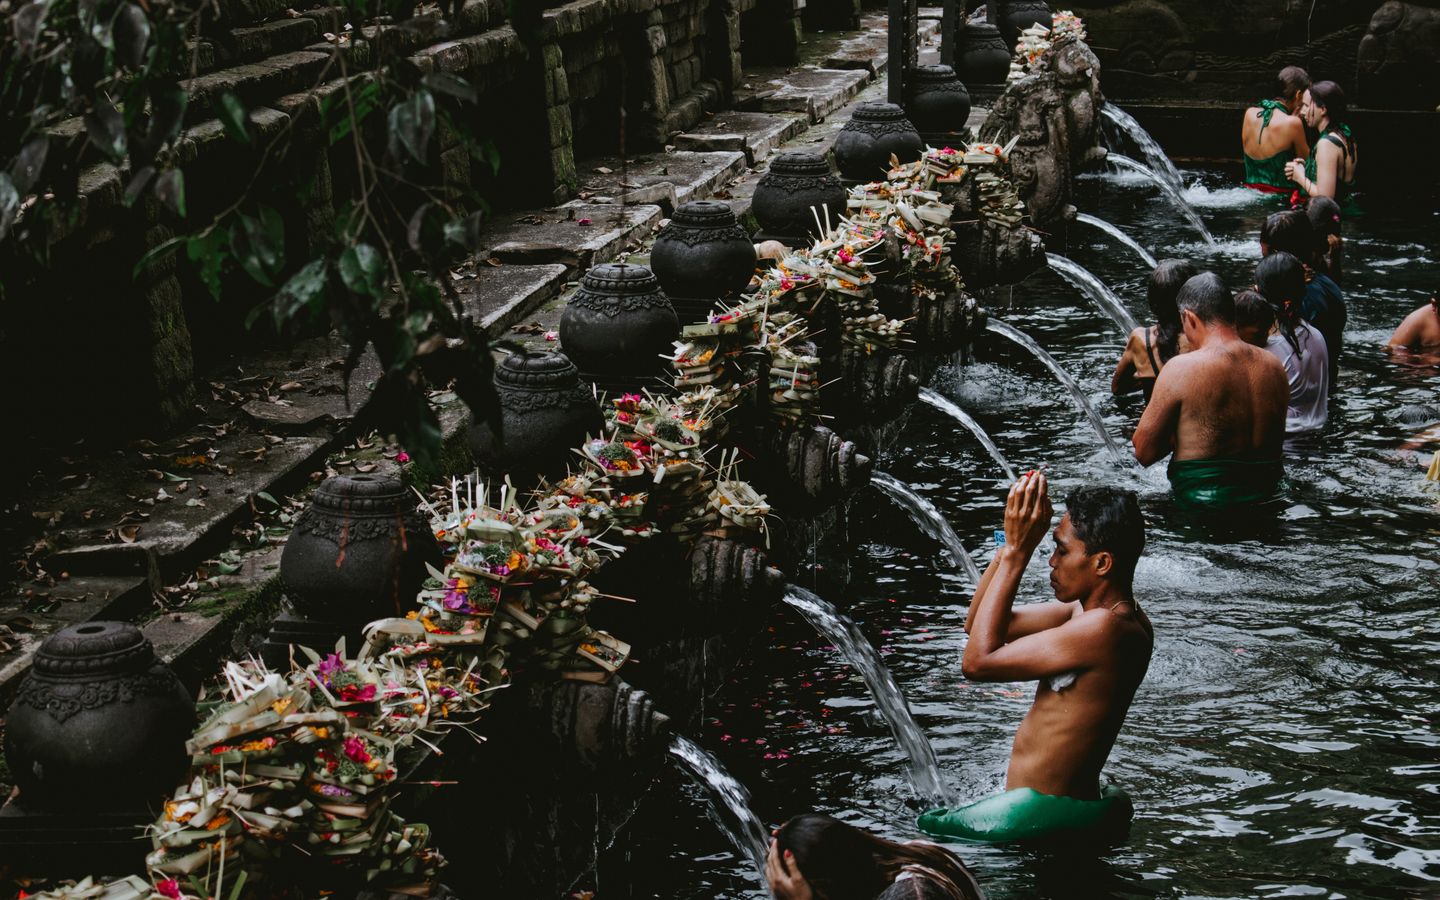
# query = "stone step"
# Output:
<box><xmin>570</xmin><ymin>151</ymin><xmax>749</xmax><ymax>214</ymax></box>
<box><xmin>735</xmin><ymin>67</ymin><xmax>872</xmax><ymax>122</ymax></box>
<box><xmin>482</xmin><ymin>204</ymin><xmax>663</xmax><ymax>274</ymax></box>
<box><xmin>673</xmin><ymin>111</ymin><xmax>808</xmax><ymax>164</ymax></box>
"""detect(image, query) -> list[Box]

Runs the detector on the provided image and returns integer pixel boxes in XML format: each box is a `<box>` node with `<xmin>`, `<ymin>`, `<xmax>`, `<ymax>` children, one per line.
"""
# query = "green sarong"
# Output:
<box><xmin>1168</xmin><ymin>457</ymin><xmax>1283</xmax><ymax>509</ymax></box>
<box><xmin>917</xmin><ymin>785</ymin><xmax>1133</xmax><ymax>844</ymax></box>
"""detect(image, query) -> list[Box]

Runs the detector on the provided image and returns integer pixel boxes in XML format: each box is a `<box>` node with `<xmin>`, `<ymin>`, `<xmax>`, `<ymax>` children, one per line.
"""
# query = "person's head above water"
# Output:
<box><xmin>1275</xmin><ymin>65</ymin><xmax>1310</xmax><ymax>112</ymax></box>
<box><xmin>1303</xmin><ymin>80</ymin><xmax>1348</xmax><ymax>133</ymax></box>
<box><xmin>1176</xmin><ymin>271</ymin><xmax>1236</xmax><ymax>340</ymax></box>
<box><xmin>1147</xmin><ymin>259</ymin><xmax>1198</xmax><ymax>359</ymax></box>
<box><xmin>1051</xmin><ymin>486</ymin><xmax>1145</xmax><ymax>598</ymax></box>
<box><xmin>1260</xmin><ymin>209</ymin><xmax>1314</xmax><ymax>261</ymax></box>
<box><xmin>770</xmin><ymin>814</ymin><xmax>981</xmax><ymax>900</ymax></box>
<box><xmin>1256</xmin><ymin>252</ymin><xmax>1308</xmax><ymax>356</ymax></box>
<box><xmin>1306</xmin><ymin>196</ymin><xmax>1342</xmax><ymax>238</ymax></box>
<box><xmin>1234</xmin><ymin>289</ymin><xmax>1274</xmax><ymax>347</ymax></box>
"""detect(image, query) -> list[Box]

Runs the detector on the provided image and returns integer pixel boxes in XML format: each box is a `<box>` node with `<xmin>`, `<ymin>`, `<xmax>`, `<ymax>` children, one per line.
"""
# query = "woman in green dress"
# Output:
<box><xmin>1286</xmin><ymin>81</ymin><xmax>1358</xmax><ymax>205</ymax></box>
<box><xmin>1242</xmin><ymin>66</ymin><xmax>1310</xmax><ymax>194</ymax></box>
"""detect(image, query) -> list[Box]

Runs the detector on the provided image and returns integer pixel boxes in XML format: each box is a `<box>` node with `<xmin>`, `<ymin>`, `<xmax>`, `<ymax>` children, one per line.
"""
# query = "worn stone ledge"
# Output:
<box><xmin>674</xmin><ymin>110</ymin><xmax>806</xmax><ymax>163</ymax></box>
<box><xmin>737</xmin><ymin>66</ymin><xmax>871</xmax><ymax>121</ymax></box>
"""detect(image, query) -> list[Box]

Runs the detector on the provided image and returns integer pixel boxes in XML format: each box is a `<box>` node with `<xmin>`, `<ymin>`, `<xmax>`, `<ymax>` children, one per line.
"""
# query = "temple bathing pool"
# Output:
<box><xmin>605</xmin><ymin>166</ymin><xmax>1439</xmax><ymax>899</ymax></box>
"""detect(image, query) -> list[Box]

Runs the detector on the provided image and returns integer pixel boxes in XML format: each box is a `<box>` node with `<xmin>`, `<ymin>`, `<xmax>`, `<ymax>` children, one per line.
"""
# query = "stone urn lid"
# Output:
<box><xmin>495</xmin><ymin>349</ymin><xmax>583</xmax><ymax>390</ymax></box>
<box><xmin>311</xmin><ymin>473</ymin><xmax>407</xmax><ymax>515</ymax></box>
<box><xmin>668</xmin><ymin>200</ymin><xmax>744</xmax><ymax>231</ymax></box>
<box><xmin>33</xmin><ymin>621</ymin><xmax>154</xmax><ymax>679</ymax></box>
<box><xmin>766</xmin><ymin>151</ymin><xmax>832</xmax><ymax>177</ymax></box>
<box><xmin>846</xmin><ymin>101</ymin><xmax>916</xmax><ymax>129</ymax></box>
<box><xmin>911</xmin><ymin>64</ymin><xmax>966</xmax><ymax>86</ymax></box>
<box><xmin>573</xmin><ymin>263</ymin><xmax>669</xmax><ymax>311</ymax></box>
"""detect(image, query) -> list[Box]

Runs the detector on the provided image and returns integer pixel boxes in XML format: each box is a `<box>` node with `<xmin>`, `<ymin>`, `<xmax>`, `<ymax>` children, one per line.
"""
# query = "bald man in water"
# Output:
<box><xmin>1133</xmin><ymin>272</ymin><xmax>1289</xmax><ymax>507</ymax></box>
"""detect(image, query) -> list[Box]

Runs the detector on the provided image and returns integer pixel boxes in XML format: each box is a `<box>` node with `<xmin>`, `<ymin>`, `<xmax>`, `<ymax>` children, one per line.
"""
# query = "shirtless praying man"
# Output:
<box><xmin>918</xmin><ymin>474</ymin><xmax>1153</xmax><ymax>843</ymax></box>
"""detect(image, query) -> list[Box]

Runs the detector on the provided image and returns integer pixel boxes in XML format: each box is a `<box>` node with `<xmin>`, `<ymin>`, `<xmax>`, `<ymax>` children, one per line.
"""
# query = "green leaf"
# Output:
<box><xmin>480</xmin><ymin>139</ymin><xmax>501</xmax><ymax>176</ymax></box>
<box><xmin>271</xmin><ymin>258</ymin><xmax>328</xmax><ymax>329</ymax></box>
<box><xmin>186</xmin><ymin>231</ymin><xmax>227</xmax><ymax>301</ymax></box>
<box><xmin>339</xmin><ymin>243</ymin><xmax>386</xmax><ymax>297</ymax></box>
<box><xmin>123</xmin><ymin>166</ymin><xmax>155</xmax><ymax>207</ymax></box>
<box><xmin>155</xmin><ymin>168</ymin><xmax>185</xmax><ymax>217</ymax></box>
<box><xmin>443</xmin><ymin>210</ymin><xmax>484</xmax><ymax>253</ymax></box>
<box><xmin>230</xmin><ymin>206</ymin><xmax>285</xmax><ymax>288</ymax></box>
<box><xmin>132</xmin><ymin>234</ymin><xmax>185</xmax><ymax>280</ymax></box>
<box><xmin>422</xmin><ymin>72</ymin><xmax>476</xmax><ymax>103</ymax></box>
<box><xmin>84</xmin><ymin>100</ymin><xmax>127</xmax><ymax>161</ymax></box>
<box><xmin>217</xmin><ymin>92</ymin><xmax>250</xmax><ymax>144</ymax></box>
<box><xmin>113</xmin><ymin>3</ymin><xmax>150</xmax><ymax>69</ymax></box>
<box><xmin>0</xmin><ymin>174</ymin><xmax>18</xmax><ymax>242</ymax></box>
<box><xmin>13</xmin><ymin>2</ymin><xmax>48</xmax><ymax>54</ymax></box>
<box><xmin>389</xmin><ymin>89</ymin><xmax>435</xmax><ymax>164</ymax></box>
<box><xmin>12</xmin><ymin>136</ymin><xmax>50</xmax><ymax>195</ymax></box>
<box><xmin>255</xmin><ymin>491</ymin><xmax>279</xmax><ymax>507</ymax></box>
<box><xmin>327</xmin><ymin>80</ymin><xmax>381</xmax><ymax>145</ymax></box>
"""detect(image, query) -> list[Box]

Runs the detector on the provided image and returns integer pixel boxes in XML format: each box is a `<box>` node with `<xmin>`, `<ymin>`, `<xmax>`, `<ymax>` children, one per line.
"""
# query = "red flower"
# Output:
<box><xmin>157</xmin><ymin>879</ymin><xmax>182</xmax><ymax>899</ymax></box>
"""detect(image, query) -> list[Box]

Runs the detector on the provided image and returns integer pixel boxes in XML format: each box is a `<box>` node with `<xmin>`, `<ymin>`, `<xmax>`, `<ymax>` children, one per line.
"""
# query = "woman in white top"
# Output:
<box><xmin>1255</xmin><ymin>252</ymin><xmax>1330</xmax><ymax>436</ymax></box>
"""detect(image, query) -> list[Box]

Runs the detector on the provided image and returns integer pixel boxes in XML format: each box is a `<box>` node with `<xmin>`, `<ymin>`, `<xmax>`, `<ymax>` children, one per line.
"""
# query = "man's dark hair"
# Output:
<box><xmin>1176</xmin><ymin>272</ymin><xmax>1234</xmax><ymax>325</ymax></box>
<box><xmin>1261</xmin><ymin>210</ymin><xmax>1313</xmax><ymax>261</ymax></box>
<box><xmin>1064</xmin><ymin>486</ymin><xmax>1145</xmax><ymax>587</ymax></box>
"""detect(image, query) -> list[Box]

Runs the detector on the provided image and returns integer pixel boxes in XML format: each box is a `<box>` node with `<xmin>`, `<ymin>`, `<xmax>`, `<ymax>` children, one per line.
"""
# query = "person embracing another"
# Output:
<box><xmin>917</xmin><ymin>473</ymin><xmax>1153</xmax><ymax>845</ymax></box>
<box><xmin>1242</xmin><ymin>66</ymin><xmax>1311</xmax><ymax>195</ymax></box>
<box><xmin>1285</xmin><ymin>80</ymin><xmax>1358</xmax><ymax>206</ymax></box>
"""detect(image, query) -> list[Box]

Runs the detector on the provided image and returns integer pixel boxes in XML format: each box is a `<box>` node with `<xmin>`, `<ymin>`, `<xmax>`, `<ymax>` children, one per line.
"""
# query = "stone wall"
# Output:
<box><xmin>1072</xmin><ymin>0</ymin><xmax>1440</xmax><ymax>110</ymax></box>
<box><xmin>0</xmin><ymin>0</ymin><xmax>805</xmax><ymax>450</ymax></box>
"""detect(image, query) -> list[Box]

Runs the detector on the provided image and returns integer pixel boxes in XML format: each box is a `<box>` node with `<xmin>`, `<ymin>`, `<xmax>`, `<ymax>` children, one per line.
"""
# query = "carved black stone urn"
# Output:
<box><xmin>470</xmin><ymin>350</ymin><xmax>604</xmax><ymax>482</ymax></box>
<box><xmin>278</xmin><ymin>474</ymin><xmax>440</xmax><ymax>629</ymax></box>
<box><xmin>651</xmin><ymin>201</ymin><xmax>756</xmax><ymax>324</ymax></box>
<box><xmin>956</xmin><ymin>23</ymin><xmax>1012</xmax><ymax>87</ymax></box>
<box><xmin>905</xmin><ymin>64</ymin><xmax>973</xmax><ymax>141</ymax></box>
<box><xmin>751</xmin><ymin>151</ymin><xmax>847</xmax><ymax>246</ymax></box>
<box><xmin>560</xmin><ymin>263</ymin><xmax>679</xmax><ymax>395</ymax></box>
<box><xmin>833</xmin><ymin>102</ymin><xmax>925</xmax><ymax>184</ymax></box>
<box><xmin>5</xmin><ymin>622</ymin><xmax>194</xmax><ymax>812</ymax></box>
<box><xmin>996</xmin><ymin>0</ymin><xmax>1052</xmax><ymax>49</ymax></box>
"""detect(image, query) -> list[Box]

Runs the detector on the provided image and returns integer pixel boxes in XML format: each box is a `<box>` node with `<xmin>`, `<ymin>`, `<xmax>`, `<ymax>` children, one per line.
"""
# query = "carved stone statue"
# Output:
<box><xmin>1358</xmin><ymin>2</ymin><xmax>1440</xmax><ymax>110</ymax></box>
<box><xmin>978</xmin><ymin>34</ymin><xmax>1107</xmax><ymax>229</ymax></box>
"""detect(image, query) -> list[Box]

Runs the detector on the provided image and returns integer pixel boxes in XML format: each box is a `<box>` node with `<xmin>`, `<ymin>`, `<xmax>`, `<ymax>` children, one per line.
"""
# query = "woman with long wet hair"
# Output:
<box><xmin>767</xmin><ymin>813</ymin><xmax>983</xmax><ymax>900</ymax></box>
<box><xmin>1111</xmin><ymin>259</ymin><xmax>1198</xmax><ymax>402</ymax></box>
<box><xmin>1255</xmin><ymin>252</ymin><xmax>1330</xmax><ymax>436</ymax></box>
<box><xmin>1285</xmin><ymin>80</ymin><xmax>1357</xmax><ymax>204</ymax></box>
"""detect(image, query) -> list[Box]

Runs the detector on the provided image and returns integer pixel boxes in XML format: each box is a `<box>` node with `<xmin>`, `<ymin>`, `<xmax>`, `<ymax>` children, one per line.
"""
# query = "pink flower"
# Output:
<box><xmin>317</xmin><ymin>652</ymin><xmax>346</xmax><ymax>682</ymax></box>
<box><xmin>544</xmin><ymin>330</ymin><xmax>559</xmax><ymax>341</ymax></box>
<box><xmin>577</xmin><ymin>218</ymin><xmax>593</xmax><ymax>226</ymax></box>
<box><xmin>396</xmin><ymin>450</ymin><xmax>410</xmax><ymax>463</ymax></box>
<box><xmin>156</xmin><ymin>880</ymin><xmax>182</xmax><ymax>900</ymax></box>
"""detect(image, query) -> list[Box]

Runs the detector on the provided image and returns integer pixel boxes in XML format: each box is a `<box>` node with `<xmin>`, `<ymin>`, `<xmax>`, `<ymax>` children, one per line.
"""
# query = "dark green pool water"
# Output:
<box><xmin>608</xmin><ymin>168</ymin><xmax>1439</xmax><ymax>899</ymax></box>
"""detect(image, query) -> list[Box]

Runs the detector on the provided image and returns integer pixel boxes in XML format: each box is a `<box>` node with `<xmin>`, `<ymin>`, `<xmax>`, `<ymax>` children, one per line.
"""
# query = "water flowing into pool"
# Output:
<box><xmin>1074</xmin><ymin>213</ymin><xmax>1159</xmax><ymax>269</ymax></box>
<box><xmin>613</xmin><ymin>169</ymin><xmax>1439</xmax><ymax>899</ymax></box>
<box><xmin>1101</xmin><ymin>104</ymin><xmax>1186</xmax><ymax>194</ymax></box>
<box><xmin>986</xmin><ymin>319</ymin><xmax>1129</xmax><ymax>463</ymax></box>
<box><xmin>919</xmin><ymin>387</ymin><xmax>1019</xmax><ymax>481</ymax></box>
<box><xmin>1045</xmin><ymin>253</ymin><xmax>1141</xmax><ymax>335</ymax></box>
<box><xmin>1107</xmin><ymin>154</ymin><xmax>1218</xmax><ymax>248</ymax></box>
<box><xmin>871</xmin><ymin>470</ymin><xmax>983</xmax><ymax>585</ymax></box>
<box><xmin>783</xmin><ymin>585</ymin><xmax>951</xmax><ymax>804</ymax></box>
<box><xmin>667</xmin><ymin>734</ymin><xmax>770</xmax><ymax>885</ymax></box>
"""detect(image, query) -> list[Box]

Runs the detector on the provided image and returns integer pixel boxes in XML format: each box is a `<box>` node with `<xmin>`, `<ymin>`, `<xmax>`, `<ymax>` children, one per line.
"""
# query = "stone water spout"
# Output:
<box><xmin>766</xmin><ymin>424</ymin><xmax>872</xmax><ymax>507</ymax></box>
<box><xmin>527</xmin><ymin>677</ymin><xmax>672</xmax><ymax>771</ymax></box>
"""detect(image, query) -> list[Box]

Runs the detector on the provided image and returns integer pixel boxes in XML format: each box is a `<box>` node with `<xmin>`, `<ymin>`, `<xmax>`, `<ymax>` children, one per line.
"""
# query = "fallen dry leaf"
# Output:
<box><xmin>279</xmin><ymin>381</ymin><xmax>303</xmax><ymax>392</ymax></box>
<box><xmin>118</xmin><ymin>525</ymin><xmax>141</xmax><ymax>543</ymax></box>
<box><xmin>593</xmin><ymin>166</ymin><xmax>613</xmax><ymax>174</ymax></box>
<box><xmin>355</xmin><ymin>462</ymin><xmax>378</xmax><ymax>473</ymax></box>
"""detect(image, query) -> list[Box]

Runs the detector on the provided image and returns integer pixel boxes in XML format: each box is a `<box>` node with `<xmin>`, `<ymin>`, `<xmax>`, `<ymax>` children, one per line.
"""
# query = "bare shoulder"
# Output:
<box><xmin>1073</xmin><ymin>604</ymin><xmax>1154</xmax><ymax>645</ymax></box>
